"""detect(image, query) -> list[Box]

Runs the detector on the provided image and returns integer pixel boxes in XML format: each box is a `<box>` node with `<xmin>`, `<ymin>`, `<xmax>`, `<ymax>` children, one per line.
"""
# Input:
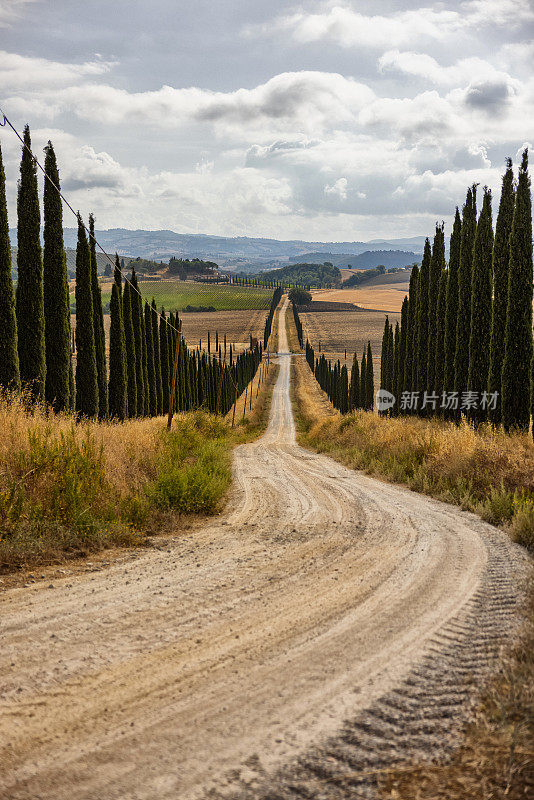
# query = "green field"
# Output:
<box><xmin>98</xmin><ymin>280</ymin><xmax>273</xmax><ymax>311</ymax></box>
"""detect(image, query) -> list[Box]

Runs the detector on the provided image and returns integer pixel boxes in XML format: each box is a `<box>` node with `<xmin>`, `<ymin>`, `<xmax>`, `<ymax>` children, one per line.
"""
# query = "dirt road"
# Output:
<box><xmin>0</xmin><ymin>300</ymin><xmax>527</xmax><ymax>799</ymax></box>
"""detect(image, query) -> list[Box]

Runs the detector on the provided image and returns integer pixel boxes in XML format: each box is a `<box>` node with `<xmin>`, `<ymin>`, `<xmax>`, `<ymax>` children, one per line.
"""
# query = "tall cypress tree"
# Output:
<box><xmin>89</xmin><ymin>215</ymin><xmax>107</xmax><ymax>419</ymax></box>
<box><xmin>366</xmin><ymin>341</ymin><xmax>374</xmax><ymax>411</ymax></box>
<box><xmin>129</xmin><ymin>269</ymin><xmax>145</xmax><ymax>416</ymax></box>
<box><xmin>392</xmin><ymin>322</ymin><xmax>400</xmax><ymax>415</ymax></box>
<box><xmin>443</xmin><ymin>208</ymin><xmax>461</xmax><ymax>411</ymax></box>
<box><xmin>0</xmin><ymin>144</ymin><xmax>20</xmax><ymax>391</ymax></box>
<box><xmin>398</xmin><ymin>296</ymin><xmax>409</xmax><ymax>406</ymax></box>
<box><xmin>160</xmin><ymin>308</ymin><xmax>170</xmax><ymax>414</ymax></box>
<box><xmin>380</xmin><ymin>315</ymin><xmax>390</xmax><ymax>399</ymax></box>
<box><xmin>360</xmin><ymin>349</ymin><xmax>367</xmax><ymax>409</ymax></box>
<box><xmin>404</xmin><ymin>264</ymin><xmax>419</xmax><ymax>397</ymax></box>
<box><xmin>502</xmin><ymin>149</ymin><xmax>533</xmax><ymax>432</ymax></box>
<box><xmin>434</xmin><ymin>269</ymin><xmax>448</xmax><ymax>406</ymax></box>
<box><xmin>123</xmin><ymin>279</ymin><xmax>137</xmax><ymax>417</ymax></box>
<box><xmin>349</xmin><ymin>353</ymin><xmax>359</xmax><ymax>411</ymax></box>
<box><xmin>144</xmin><ymin>301</ymin><xmax>157</xmax><ymax>416</ymax></box>
<box><xmin>455</xmin><ymin>185</ymin><xmax>477</xmax><ymax>405</ymax></box>
<box><xmin>74</xmin><ymin>216</ymin><xmax>98</xmax><ymax>418</ymax></box>
<box><xmin>415</xmin><ymin>239</ymin><xmax>431</xmax><ymax>400</ymax></box>
<box><xmin>468</xmin><ymin>187</ymin><xmax>494</xmax><ymax>424</ymax></box>
<box><xmin>16</xmin><ymin>125</ymin><xmax>45</xmax><ymax>400</ymax></box>
<box><xmin>43</xmin><ymin>142</ymin><xmax>71</xmax><ymax>412</ymax></box>
<box><xmin>427</xmin><ymin>223</ymin><xmax>445</xmax><ymax>391</ymax></box>
<box><xmin>488</xmin><ymin>160</ymin><xmax>515</xmax><ymax>426</ymax></box>
<box><xmin>108</xmin><ymin>280</ymin><xmax>127</xmax><ymax>420</ymax></box>
<box><xmin>151</xmin><ymin>299</ymin><xmax>163</xmax><ymax>414</ymax></box>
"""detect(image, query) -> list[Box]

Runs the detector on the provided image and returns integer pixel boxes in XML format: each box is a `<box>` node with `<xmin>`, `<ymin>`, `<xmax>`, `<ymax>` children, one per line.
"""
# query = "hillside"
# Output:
<box><xmin>254</xmin><ymin>262</ymin><xmax>342</xmax><ymax>287</ymax></box>
<box><xmin>288</xmin><ymin>249</ymin><xmax>420</xmax><ymax>269</ymax></box>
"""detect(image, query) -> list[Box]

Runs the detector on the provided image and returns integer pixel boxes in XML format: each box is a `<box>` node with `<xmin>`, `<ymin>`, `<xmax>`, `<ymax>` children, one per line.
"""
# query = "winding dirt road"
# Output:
<box><xmin>0</xmin><ymin>300</ymin><xmax>527</xmax><ymax>800</ymax></box>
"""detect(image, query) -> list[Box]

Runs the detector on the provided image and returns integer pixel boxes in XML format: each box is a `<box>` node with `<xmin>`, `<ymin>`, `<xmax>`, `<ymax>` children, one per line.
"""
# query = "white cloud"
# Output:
<box><xmin>0</xmin><ymin>50</ymin><xmax>113</xmax><ymax>90</ymax></box>
<box><xmin>378</xmin><ymin>50</ymin><xmax>514</xmax><ymax>88</ymax></box>
<box><xmin>324</xmin><ymin>177</ymin><xmax>348</xmax><ymax>201</ymax></box>
<box><xmin>0</xmin><ymin>0</ymin><xmax>38</xmax><ymax>27</ymax></box>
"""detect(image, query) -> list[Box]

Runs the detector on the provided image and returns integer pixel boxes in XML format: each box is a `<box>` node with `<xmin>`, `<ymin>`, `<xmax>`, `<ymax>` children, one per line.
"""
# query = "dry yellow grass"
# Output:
<box><xmin>313</xmin><ymin>284</ymin><xmax>408</xmax><ymax>312</ymax></box>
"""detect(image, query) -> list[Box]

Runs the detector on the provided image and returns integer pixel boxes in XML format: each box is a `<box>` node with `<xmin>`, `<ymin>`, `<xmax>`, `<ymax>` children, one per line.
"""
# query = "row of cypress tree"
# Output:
<box><xmin>263</xmin><ymin>286</ymin><xmax>282</xmax><ymax>348</ymax></box>
<box><xmin>379</xmin><ymin>150</ymin><xmax>533</xmax><ymax>433</ymax></box>
<box><xmin>0</xmin><ymin>126</ymin><xmax>268</xmax><ymax>420</ymax></box>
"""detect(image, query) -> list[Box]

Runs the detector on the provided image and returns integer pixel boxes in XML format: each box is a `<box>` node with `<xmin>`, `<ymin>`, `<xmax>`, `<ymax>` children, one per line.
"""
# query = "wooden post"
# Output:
<box><xmin>167</xmin><ymin>319</ymin><xmax>182</xmax><ymax>429</ymax></box>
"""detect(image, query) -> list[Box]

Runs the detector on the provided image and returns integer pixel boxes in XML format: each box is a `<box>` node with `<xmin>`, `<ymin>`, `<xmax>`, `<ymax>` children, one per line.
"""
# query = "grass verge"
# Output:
<box><xmin>0</xmin><ymin>377</ymin><xmax>274</xmax><ymax>573</ymax></box>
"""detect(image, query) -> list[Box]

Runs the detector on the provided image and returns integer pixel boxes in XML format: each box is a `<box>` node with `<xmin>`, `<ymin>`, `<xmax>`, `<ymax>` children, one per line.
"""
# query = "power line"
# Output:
<box><xmin>0</xmin><ymin>107</ymin><xmax>181</xmax><ymax>334</ymax></box>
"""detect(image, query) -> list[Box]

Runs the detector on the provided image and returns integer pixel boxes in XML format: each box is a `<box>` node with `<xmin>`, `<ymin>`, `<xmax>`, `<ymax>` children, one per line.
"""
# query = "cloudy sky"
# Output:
<box><xmin>1</xmin><ymin>0</ymin><xmax>533</xmax><ymax>241</ymax></box>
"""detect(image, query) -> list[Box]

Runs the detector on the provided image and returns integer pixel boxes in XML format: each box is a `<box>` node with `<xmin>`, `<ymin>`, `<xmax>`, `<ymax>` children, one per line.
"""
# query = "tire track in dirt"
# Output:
<box><xmin>0</xmin><ymin>300</ymin><xmax>528</xmax><ymax>800</ymax></box>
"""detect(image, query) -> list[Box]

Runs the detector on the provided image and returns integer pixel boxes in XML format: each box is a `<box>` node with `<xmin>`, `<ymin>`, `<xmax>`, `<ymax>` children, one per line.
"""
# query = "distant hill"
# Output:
<box><xmin>8</xmin><ymin>228</ymin><xmax>427</xmax><ymax>266</ymax></box>
<box><xmin>288</xmin><ymin>250</ymin><xmax>419</xmax><ymax>270</ymax></box>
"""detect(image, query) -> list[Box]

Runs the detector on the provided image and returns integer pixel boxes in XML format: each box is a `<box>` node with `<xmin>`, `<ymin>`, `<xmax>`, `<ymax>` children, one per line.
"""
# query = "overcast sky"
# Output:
<box><xmin>1</xmin><ymin>0</ymin><xmax>533</xmax><ymax>241</ymax></box>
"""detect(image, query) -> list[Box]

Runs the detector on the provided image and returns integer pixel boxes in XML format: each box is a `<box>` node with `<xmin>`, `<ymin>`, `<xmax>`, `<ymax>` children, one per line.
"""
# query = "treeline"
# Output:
<box><xmin>291</xmin><ymin>302</ymin><xmax>374</xmax><ymax>412</ymax></box>
<box><xmin>264</xmin><ymin>286</ymin><xmax>282</xmax><ymax>348</ymax></box>
<box><xmin>0</xmin><ymin>126</ymin><xmax>265</xmax><ymax>420</ymax></box>
<box><xmin>253</xmin><ymin>262</ymin><xmax>341</xmax><ymax>288</ymax></box>
<box><xmin>168</xmin><ymin>257</ymin><xmax>218</xmax><ymax>279</ymax></box>
<box><xmin>305</xmin><ymin>340</ymin><xmax>375</xmax><ymax>413</ymax></box>
<box><xmin>379</xmin><ymin>150</ymin><xmax>533</xmax><ymax>434</ymax></box>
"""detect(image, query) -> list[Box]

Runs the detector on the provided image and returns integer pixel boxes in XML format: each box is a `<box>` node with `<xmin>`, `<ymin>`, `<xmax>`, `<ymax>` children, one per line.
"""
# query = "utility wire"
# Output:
<box><xmin>0</xmin><ymin>108</ymin><xmax>181</xmax><ymax>333</ymax></box>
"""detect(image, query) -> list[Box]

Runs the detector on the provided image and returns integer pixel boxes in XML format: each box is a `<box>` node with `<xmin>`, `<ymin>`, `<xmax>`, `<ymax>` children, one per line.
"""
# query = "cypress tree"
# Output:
<box><xmin>144</xmin><ymin>301</ymin><xmax>157</xmax><ymax>416</ymax></box>
<box><xmin>43</xmin><ymin>141</ymin><xmax>71</xmax><ymax>412</ymax></box>
<box><xmin>502</xmin><ymin>149</ymin><xmax>533</xmax><ymax>432</ymax></box>
<box><xmin>488</xmin><ymin>160</ymin><xmax>515</xmax><ymax>426</ymax></box>
<box><xmin>468</xmin><ymin>187</ymin><xmax>494</xmax><ymax>424</ymax></box>
<box><xmin>123</xmin><ymin>279</ymin><xmax>137</xmax><ymax>417</ymax></box>
<box><xmin>340</xmin><ymin>364</ymin><xmax>349</xmax><ymax>413</ymax></box>
<box><xmin>0</xmin><ymin>143</ymin><xmax>20</xmax><ymax>390</ymax></box>
<box><xmin>455</xmin><ymin>185</ymin><xmax>477</xmax><ymax>404</ymax></box>
<box><xmin>89</xmin><ymin>215</ymin><xmax>107</xmax><ymax>419</ymax></box>
<box><xmin>427</xmin><ymin>224</ymin><xmax>446</xmax><ymax>391</ymax></box>
<box><xmin>404</xmin><ymin>264</ymin><xmax>419</xmax><ymax>396</ymax></box>
<box><xmin>398</xmin><ymin>296</ymin><xmax>408</xmax><ymax>404</ymax></box>
<box><xmin>366</xmin><ymin>342</ymin><xmax>374</xmax><ymax>411</ymax></box>
<box><xmin>74</xmin><ymin>216</ymin><xmax>98</xmax><ymax>418</ymax></box>
<box><xmin>151</xmin><ymin>299</ymin><xmax>163</xmax><ymax>414</ymax></box>
<box><xmin>434</xmin><ymin>269</ymin><xmax>448</xmax><ymax>406</ymax></box>
<box><xmin>349</xmin><ymin>353</ymin><xmax>359</xmax><ymax>411</ymax></box>
<box><xmin>130</xmin><ymin>269</ymin><xmax>145</xmax><ymax>416</ymax></box>
<box><xmin>16</xmin><ymin>125</ymin><xmax>45</xmax><ymax>400</ymax></box>
<box><xmin>415</xmin><ymin>239</ymin><xmax>432</xmax><ymax>398</ymax></box>
<box><xmin>360</xmin><ymin>350</ymin><xmax>367</xmax><ymax>409</ymax></box>
<box><xmin>160</xmin><ymin>309</ymin><xmax>170</xmax><ymax>414</ymax></box>
<box><xmin>392</xmin><ymin>322</ymin><xmax>400</xmax><ymax>415</ymax></box>
<box><xmin>380</xmin><ymin>315</ymin><xmax>389</xmax><ymax>398</ymax></box>
<box><xmin>443</xmin><ymin>208</ymin><xmax>461</xmax><ymax>410</ymax></box>
<box><xmin>108</xmin><ymin>281</ymin><xmax>127</xmax><ymax>420</ymax></box>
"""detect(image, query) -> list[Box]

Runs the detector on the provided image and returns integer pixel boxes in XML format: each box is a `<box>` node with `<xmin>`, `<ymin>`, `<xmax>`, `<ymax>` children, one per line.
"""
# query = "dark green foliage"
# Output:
<box><xmin>144</xmin><ymin>301</ymin><xmax>157</xmax><ymax>416</ymax></box>
<box><xmin>427</xmin><ymin>224</ymin><xmax>446</xmax><ymax>391</ymax></box>
<box><xmin>130</xmin><ymin>269</ymin><xmax>145</xmax><ymax>416</ymax></box>
<box><xmin>489</xmin><ymin>160</ymin><xmax>515</xmax><ymax>425</ymax></box>
<box><xmin>292</xmin><ymin>301</ymin><xmax>304</xmax><ymax>347</ymax></box>
<box><xmin>398</xmin><ymin>297</ymin><xmax>409</xmax><ymax>407</ymax></box>
<box><xmin>455</xmin><ymin>185</ymin><xmax>477</xmax><ymax>400</ymax></box>
<box><xmin>74</xmin><ymin>217</ymin><xmax>98</xmax><ymax>418</ymax></box>
<box><xmin>264</xmin><ymin>287</ymin><xmax>282</xmax><ymax>347</ymax></box>
<box><xmin>380</xmin><ymin>315</ymin><xmax>390</xmax><ymax>398</ymax></box>
<box><xmin>258</xmin><ymin>262</ymin><xmax>341</xmax><ymax>288</ymax></box>
<box><xmin>108</xmin><ymin>280</ymin><xmax>127</xmax><ymax>420</ymax></box>
<box><xmin>288</xmin><ymin>287</ymin><xmax>312</xmax><ymax>305</ymax></box>
<box><xmin>502</xmin><ymin>149</ymin><xmax>533</xmax><ymax>432</ymax></box>
<box><xmin>404</xmin><ymin>264</ymin><xmax>419</xmax><ymax>396</ymax></box>
<box><xmin>468</xmin><ymin>187</ymin><xmax>494</xmax><ymax>424</ymax></box>
<box><xmin>0</xmin><ymin>144</ymin><xmax>20</xmax><ymax>390</ymax></box>
<box><xmin>89</xmin><ymin>215</ymin><xmax>107</xmax><ymax>419</ymax></box>
<box><xmin>43</xmin><ymin>142</ymin><xmax>71</xmax><ymax>412</ymax></box>
<box><xmin>349</xmin><ymin>352</ymin><xmax>359</xmax><ymax>411</ymax></box>
<box><xmin>366</xmin><ymin>342</ymin><xmax>374</xmax><ymax>410</ymax></box>
<box><xmin>392</xmin><ymin>321</ymin><xmax>400</xmax><ymax>415</ymax></box>
<box><xmin>360</xmin><ymin>350</ymin><xmax>367</xmax><ymax>409</ymax></box>
<box><xmin>443</xmin><ymin>208</ymin><xmax>461</xmax><ymax>409</ymax></box>
<box><xmin>123</xmin><ymin>280</ymin><xmax>137</xmax><ymax>417</ymax></box>
<box><xmin>160</xmin><ymin>308</ymin><xmax>170</xmax><ymax>415</ymax></box>
<box><xmin>415</xmin><ymin>239</ymin><xmax>431</xmax><ymax>395</ymax></box>
<box><xmin>151</xmin><ymin>299</ymin><xmax>163</xmax><ymax>414</ymax></box>
<box><xmin>16</xmin><ymin>125</ymin><xmax>45</xmax><ymax>400</ymax></box>
<box><xmin>434</xmin><ymin>269</ymin><xmax>448</xmax><ymax>404</ymax></box>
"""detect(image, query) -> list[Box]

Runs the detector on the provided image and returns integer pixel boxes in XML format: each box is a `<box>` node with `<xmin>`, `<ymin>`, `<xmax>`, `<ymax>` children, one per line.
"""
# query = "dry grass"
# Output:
<box><xmin>313</xmin><ymin>284</ymin><xmax>408</xmax><ymax>312</ymax></box>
